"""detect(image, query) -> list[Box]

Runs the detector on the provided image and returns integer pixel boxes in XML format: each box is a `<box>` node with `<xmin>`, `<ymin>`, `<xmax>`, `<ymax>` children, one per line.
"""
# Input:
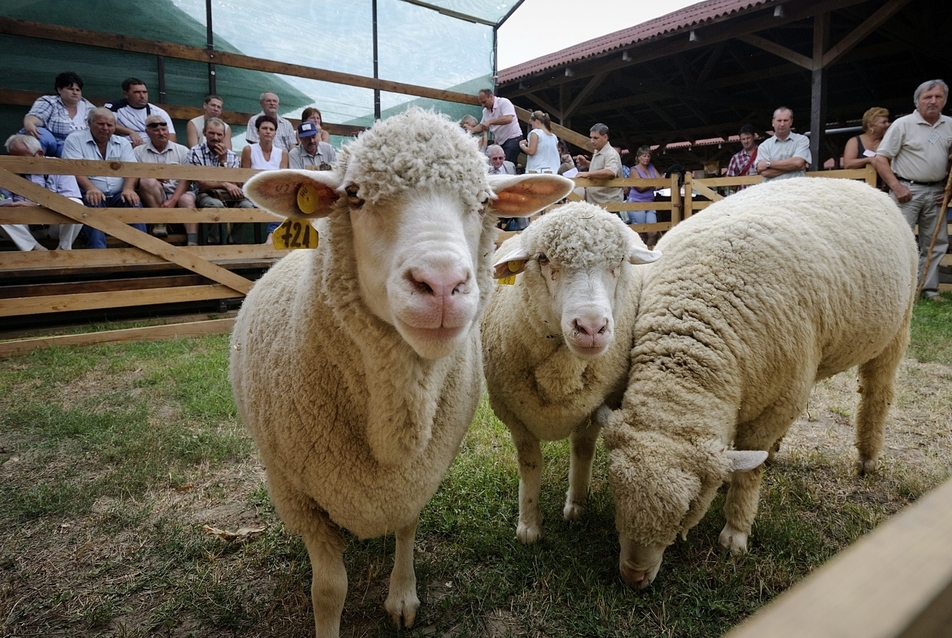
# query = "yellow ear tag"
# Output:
<box><xmin>497</xmin><ymin>275</ymin><xmax>516</xmax><ymax>285</ymax></box>
<box><xmin>296</xmin><ymin>185</ymin><xmax>318</xmax><ymax>214</ymax></box>
<box><xmin>508</xmin><ymin>260</ymin><xmax>523</xmax><ymax>272</ymax></box>
<box><xmin>273</xmin><ymin>219</ymin><xmax>320</xmax><ymax>250</ymax></box>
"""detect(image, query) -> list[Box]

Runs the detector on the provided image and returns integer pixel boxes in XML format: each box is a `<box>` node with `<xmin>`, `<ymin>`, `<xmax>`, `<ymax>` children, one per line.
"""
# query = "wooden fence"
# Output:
<box><xmin>1</xmin><ymin>161</ymin><xmax>947</xmax><ymax>356</ymax></box>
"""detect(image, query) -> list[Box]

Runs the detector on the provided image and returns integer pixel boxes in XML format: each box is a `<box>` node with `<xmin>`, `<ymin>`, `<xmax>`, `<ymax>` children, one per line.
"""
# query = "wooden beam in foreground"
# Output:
<box><xmin>725</xmin><ymin>476</ymin><xmax>952</xmax><ymax>638</ymax></box>
<box><xmin>0</xmin><ymin>318</ymin><xmax>236</xmax><ymax>358</ymax></box>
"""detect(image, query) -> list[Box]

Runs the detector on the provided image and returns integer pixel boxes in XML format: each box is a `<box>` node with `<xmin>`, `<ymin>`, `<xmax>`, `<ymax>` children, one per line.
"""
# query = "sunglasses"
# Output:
<box><xmin>146</xmin><ymin>122</ymin><xmax>167</xmax><ymax>129</ymax></box>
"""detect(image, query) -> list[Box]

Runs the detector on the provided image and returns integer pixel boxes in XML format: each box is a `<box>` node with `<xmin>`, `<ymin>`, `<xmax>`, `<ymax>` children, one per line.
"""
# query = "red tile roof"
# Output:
<box><xmin>498</xmin><ymin>0</ymin><xmax>775</xmax><ymax>83</ymax></box>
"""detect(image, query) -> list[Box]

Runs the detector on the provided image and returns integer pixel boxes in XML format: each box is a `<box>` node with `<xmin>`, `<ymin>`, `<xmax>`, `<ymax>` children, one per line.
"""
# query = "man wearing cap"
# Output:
<box><xmin>872</xmin><ymin>79</ymin><xmax>952</xmax><ymax>300</ymax></box>
<box><xmin>289</xmin><ymin>121</ymin><xmax>337</xmax><ymax>170</ymax></box>
<box><xmin>135</xmin><ymin>114</ymin><xmax>195</xmax><ymax>242</ymax></box>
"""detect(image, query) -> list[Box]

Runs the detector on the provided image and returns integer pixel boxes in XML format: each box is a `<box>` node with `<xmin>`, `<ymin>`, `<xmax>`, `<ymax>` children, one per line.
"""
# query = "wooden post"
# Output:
<box><xmin>809</xmin><ymin>13</ymin><xmax>829</xmax><ymax>171</ymax></box>
<box><xmin>670</xmin><ymin>173</ymin><xmax>682</xmax><ymax>226</ymax></box>
<box><xmin>683</xmin><ymin>172</ymin><xmax>694</xmax><ymax>218</ymax></box>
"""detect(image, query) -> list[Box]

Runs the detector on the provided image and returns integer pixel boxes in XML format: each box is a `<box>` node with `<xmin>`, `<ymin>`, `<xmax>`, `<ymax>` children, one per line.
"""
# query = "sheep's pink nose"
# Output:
<box><xmin>409</xmin><ymin>268</ymin><xmax>468</xmax><ymax>299</ymax></box>
<box><xmin>573</xmin><ymin>316</ymin><xmax>609</xmax><ymax>337</ymax></box>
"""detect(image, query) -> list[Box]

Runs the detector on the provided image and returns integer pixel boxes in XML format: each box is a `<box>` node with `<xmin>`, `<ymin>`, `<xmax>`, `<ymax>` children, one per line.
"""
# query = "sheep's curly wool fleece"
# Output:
<box><xmin>339</xmin><ymin>108</ymin><xmax>491</xmax><ymax>211</ymax></box>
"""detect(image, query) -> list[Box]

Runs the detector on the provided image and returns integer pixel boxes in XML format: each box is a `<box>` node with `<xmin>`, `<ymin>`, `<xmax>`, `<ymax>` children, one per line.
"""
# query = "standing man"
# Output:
<box><xmin>574</xmin><ymin>123</ymin><xmax>624</xmax><ymax>211</ymax></box>
<box><xmin>288</xmin><ymin>122</ymin><xmax>337</xmax><ymax>170</ymax></box>
<box><xmin>0</xmin><ymin>134</ymin><xmax>83</xmax><ymax>251</ymax></box>
<box><xmin>105</xmin><ymin>77</ymin><xmax>176</xmax><ymax>147</ymax></box>
<box><xmin>246</xmin><ymin>92</ymin><xmax>297</xmax><ymax>151</ymax></box>
<box><xmin>755</xmin><ymin>107</ymin><xmax>811</xmax><ymax>181</ymax></box>
<box><xmin>472</xmin><ymin>88</ymin><xmax>523</xmax><ymax>165</ymax></box>
<box><xmin>135</xmin><ymin>114</ymin><xmax>196</xmax><ymax>242</ymax></box>
<box><xmin>726</xmin><ymin>123</ymin><xmax>759</xmax><ymax>190</ymax></box>
<box><xmin>872</xmin><ymin>79</ymin><xmax>952</xmax><ymax>300</ymax></box>
<box><xmin>62</xmin><ymin>107</ymin><xmax>145</xmax><ymax>249</ymax></box>
<box><xmin>487</xmin><ymin>144</ymin><xmax>516</xmax><ymax>175</ymax></box>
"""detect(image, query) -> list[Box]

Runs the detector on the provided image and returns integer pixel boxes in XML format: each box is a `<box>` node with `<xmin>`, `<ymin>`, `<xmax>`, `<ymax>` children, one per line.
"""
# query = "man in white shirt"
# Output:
<box><xmin>105</xmin><ymin>78</ymin><xmax>176</xmax><ymax>148</ymax></box>
<box><xmin>755</xmin><ymin>107</ymin><xmax>811</xmax><ymax>181</ymax></box>
<box><xmin>472</xmin><ymin>89</ymin><xmax>523</xmax><ymax>165</ymax></box>
<box><xmin>872</xmin><ymin>79</ymin><xmax>952</xmax><ymax>300</ymax></box>
<box><xmin>135</xmin><ymin>114</ymin><xmax>196</xmax><ymax>242</ymax></box>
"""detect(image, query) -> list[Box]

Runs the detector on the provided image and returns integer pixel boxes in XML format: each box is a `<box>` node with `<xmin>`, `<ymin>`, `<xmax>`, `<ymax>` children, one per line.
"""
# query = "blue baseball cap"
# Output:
<box><xmin>297</xmin><ymin>122</ymin><xmax>319</xmax><ymax>138</ymax></box>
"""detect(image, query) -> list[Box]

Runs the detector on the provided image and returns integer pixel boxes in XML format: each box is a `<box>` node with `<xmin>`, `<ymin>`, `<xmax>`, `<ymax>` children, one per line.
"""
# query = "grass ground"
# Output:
<box><xmin>1</xmin><ymin>295</ymin><xmax>950</xmax><ymax>637</ymax></box>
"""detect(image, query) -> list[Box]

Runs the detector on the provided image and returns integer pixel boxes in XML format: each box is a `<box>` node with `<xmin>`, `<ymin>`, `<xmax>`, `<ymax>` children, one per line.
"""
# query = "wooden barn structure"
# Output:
<box><xmin>497</xmin><ymin>0</ymin><xmax>952</xmax><ymax>171</ymax></box>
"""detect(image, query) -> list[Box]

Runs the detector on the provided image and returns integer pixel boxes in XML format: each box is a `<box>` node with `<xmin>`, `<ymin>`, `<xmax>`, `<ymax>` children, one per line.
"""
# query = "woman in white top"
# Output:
<box><xmin>519</xmin><ymin>110</ymin><xmax>561</xmax><ymax>174</ymax></box>
<box><xmin>241</xmin><ymin>115</ymin><xmax>289</xmax><ymax>244</ymax></box>
<box><xmin>186</xmin><ymin>94</ymin><xmax>233</xmax><ymax>150</ymax></box>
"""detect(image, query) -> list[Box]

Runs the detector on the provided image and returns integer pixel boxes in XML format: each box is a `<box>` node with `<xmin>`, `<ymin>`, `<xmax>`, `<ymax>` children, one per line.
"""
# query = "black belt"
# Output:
<box><xmin>896</xmin><ymin>176</ymin><xmax>944</xmax><ymax>187</ymax></box>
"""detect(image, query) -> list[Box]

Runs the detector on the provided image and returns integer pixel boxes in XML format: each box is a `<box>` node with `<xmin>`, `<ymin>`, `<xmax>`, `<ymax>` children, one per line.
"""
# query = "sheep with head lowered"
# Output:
<box><xmin>483</xmin><ymin>202</ymin><xmax>661</xmax><ymax>543</ymax></box>
<box><xmin>230</xmin><ymin>108</ymin><xmax>573</xmax><ymax>637</ymax></box>
<box><xmin>596</xmin><ymin>178</ymin><xmax>918</xmax><ymax>590</ymax></box>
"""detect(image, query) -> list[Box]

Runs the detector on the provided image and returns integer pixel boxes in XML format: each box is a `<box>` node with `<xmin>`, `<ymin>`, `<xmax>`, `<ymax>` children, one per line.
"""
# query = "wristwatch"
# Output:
<box><xmin>765</xmin><ymin>160</ymin><xmax>771</xmax><ymax>169</ymax></box>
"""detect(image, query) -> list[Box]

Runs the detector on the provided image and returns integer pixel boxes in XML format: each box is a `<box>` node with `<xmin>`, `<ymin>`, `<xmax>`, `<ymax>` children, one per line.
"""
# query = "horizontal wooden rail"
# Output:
<box><xmin>725</xmin><ymin>477</ymin><xmax>952</xmax><ymax>638</ymax></box>
<box><xmin>0</xmin><ymin>285</ymin><xmax>241</xmax><ymax>317</ymax></box>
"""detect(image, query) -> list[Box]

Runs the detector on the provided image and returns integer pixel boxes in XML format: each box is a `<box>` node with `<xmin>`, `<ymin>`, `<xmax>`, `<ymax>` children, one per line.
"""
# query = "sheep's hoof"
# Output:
<box><xmin>563</xmin><ymin>500</ymin><xmax>586</xmax><ymax>521</ymax></box>
<box><xmin>516</xmin><ymin>522</ymin><xmax>543</xmax><ymax>544</ymax></box>
<box><xmin>857</xmin><ymin>457</ymin><xmax>880</xmax><ymax>476</ymax></box>
<box><xmin>385</xmin><ymin>589</ymin><xmax>420</xmax><ymax>629</ymax></box>
<box><xmin>718</xmin><ymin>524</ymin><xmax>749</xmax><ymax>556</ymax></box>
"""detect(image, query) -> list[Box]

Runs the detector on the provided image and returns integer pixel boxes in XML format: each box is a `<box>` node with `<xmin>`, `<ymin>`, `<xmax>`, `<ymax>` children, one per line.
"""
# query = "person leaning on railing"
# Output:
<box><xmin>187</xmin><ymin>117</ymin><xmax>253</xmax><ymax>245</ymax></box>
<box><xmin>21</xmin><ymin>71</ymin><xmax>96</xmax><ymax>158</ymax></box>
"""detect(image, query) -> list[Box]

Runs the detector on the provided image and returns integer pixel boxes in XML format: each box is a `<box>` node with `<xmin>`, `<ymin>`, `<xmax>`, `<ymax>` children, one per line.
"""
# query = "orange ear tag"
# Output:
<box><xmin>296</xmin><ymin>185</ymin><xmax>318</xmax><ymax>214</ymax></box>
<box><xmin>273</xmin><ymin>219</ymin><xmax>320</xmax><ymax>250</ymax></box>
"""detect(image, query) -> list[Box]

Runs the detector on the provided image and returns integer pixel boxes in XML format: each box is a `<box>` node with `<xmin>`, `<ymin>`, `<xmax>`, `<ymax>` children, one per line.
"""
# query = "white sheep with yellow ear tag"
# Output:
<box><xmin>229</xmin><ymin>108</ymin><xmax>573</xmax><ymax>638</ymax></box>
<box><xmin>481</xmin><ymin>201</ymin><xmax>661</xmax><ymax>545</ymax></box>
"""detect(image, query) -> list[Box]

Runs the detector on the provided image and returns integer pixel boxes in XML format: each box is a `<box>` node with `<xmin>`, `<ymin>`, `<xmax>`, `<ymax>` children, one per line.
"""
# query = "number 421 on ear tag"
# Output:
<box><xmin>273</xmin><ymin>219</ymin><xmax>320</xmax><ymax>250</ymax></box>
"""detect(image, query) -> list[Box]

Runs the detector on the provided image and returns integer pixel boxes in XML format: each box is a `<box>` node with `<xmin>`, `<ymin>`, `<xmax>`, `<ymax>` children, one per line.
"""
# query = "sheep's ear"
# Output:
<box><xmin>244</xmin><ymin>169</ymin><xmax>342</xmax><ymax>220</ymax></box>
<box><xmin>487</xmin><ymin>174</ymin><xmax>574</xmax><ymax>218</ymax></box>
<box><xmin>726</xmin><ymin>450</ymin><xmax>768</xmax><ymax>472</ymax></box>
<box><xmin>628</xmin><ymin>231</ymin><xmax>663</xmax><ymax>265</ymax></box>
<box><xmin>492</xmin><ymin>236</ymin><xmax>530</xmax><ymax>278</ymax></box>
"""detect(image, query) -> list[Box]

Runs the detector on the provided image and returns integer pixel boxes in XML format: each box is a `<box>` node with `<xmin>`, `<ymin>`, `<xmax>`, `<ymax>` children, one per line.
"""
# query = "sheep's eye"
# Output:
<box><xmin>537</xmin><ymin>254</ymin><xmax>549</xmax><ymax>265</ymax></box>
<box><xmin>345</xmin><ymin>185</ymin><xmax>364</xmax><ymax>209</ymax></box>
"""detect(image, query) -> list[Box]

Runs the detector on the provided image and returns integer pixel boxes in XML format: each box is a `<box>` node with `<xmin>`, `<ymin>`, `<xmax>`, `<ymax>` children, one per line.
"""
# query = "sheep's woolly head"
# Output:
<box><xmin>522</xmin><ymin>202</ymin><xmax>634</xmax><ymax>269</ymax></box>
<box><xmin>336</xmin><ymin>107</ymin><xmax>491</xmax><ymax>212</ymax></box>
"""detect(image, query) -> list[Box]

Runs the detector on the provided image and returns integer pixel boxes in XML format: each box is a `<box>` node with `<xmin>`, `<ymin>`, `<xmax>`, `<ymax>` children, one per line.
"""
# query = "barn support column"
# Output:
<box><xmin>809</xmin><ymin>13</ymin><xmax>829</xmax><ymax>171</ymax></box>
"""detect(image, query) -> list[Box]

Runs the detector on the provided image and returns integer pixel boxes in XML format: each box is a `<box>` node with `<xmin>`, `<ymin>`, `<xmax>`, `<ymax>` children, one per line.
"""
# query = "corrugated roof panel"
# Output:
<box><xmin>498</xmin><ymin>0</ymin><xmax>774</xmax><ymax>83</ymax></box>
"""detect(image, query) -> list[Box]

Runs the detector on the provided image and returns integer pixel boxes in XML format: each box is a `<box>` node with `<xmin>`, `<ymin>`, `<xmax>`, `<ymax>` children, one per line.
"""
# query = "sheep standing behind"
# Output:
<box><xmin>483</xmin><ymin>203</ymin><xmax>661</xmax><ymax>543</ymax></box>
<box><xmin>598</xmin><ymin>178</ymin><xmax>918</xmax><ymax>589</ymax></box>
<box><xmin>230</xmin><ymin>108</ymin><xmax>572</xmax><ymax>637</ymax></box>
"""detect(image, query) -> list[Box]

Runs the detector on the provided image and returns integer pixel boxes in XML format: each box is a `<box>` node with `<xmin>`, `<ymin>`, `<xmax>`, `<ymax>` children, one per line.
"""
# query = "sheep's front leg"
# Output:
<box><xmin>564</xmin><ymin>417</ymin><xmax>600</xmax><ymax>520</ymax></box>
<box><xmin>719</xmin><ymin>463</ymin><xmax>764</xmax><ymax>555</ymax></box>
<box><xmin>385</xmin><ymin>519</ymin><xmax>420</xmax><ymax>629</ymax></box>
<box><xmin>302</xmin><ymin>528</ymin><xmax>348</xmax><ymax>638</ymax></box>
<box><xmin>511</xmin><ymin>425</ymin><xmax>545</xmax><ymax>543</ymax></box>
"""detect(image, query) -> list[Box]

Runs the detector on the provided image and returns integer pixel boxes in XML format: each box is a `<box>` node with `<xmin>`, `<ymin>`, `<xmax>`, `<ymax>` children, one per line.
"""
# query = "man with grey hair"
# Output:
<box><xmin>62</xmin><ymin>107</ymin><xmax>145</xmax><ymax>249</ymax></box>
<box><xmin>487</xmin><ymin>144</ymin><xmax>516</xmax><ymax>175</ymax></box>
<box><xmin>246</xmin><ymin>92</ymin><xmax>297</xmax><ymax>151</ymax></box>
<box><xmin>872</xmin><ymin>79</ymin><xmax>951</xmax><ymax>300</ymax></box>
<box><xmin>755</xmin><ymin>107</ymin><xmax>811</xmax><ymax>181</ymax></box>
<box><xmin>135</xmin><ymin>114</ymin><xmax>195</xmax><ymax>241</ymax></box>
<box><xmin>574</xmin><ymin>123</ymin><xmax>624</xmax><ymax>212</ymax></box>
<box><xmin>0</xmin><ymin>134</ymin><xmax>83</xmax><ymax>250</ymax></box>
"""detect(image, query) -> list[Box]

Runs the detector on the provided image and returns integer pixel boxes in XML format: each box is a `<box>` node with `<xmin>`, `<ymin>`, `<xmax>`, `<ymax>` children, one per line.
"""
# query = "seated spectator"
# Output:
<box><xmin>289</xmin><ymin>122</ymin><xmax>337</xmax><ymax>170</ymax></box>
<box><xmin>242</xmin><ymin>115</ymin><xmax>289</xmax><ymax>245</ymax></box>
<box><xmin>460</xmin><ymin>114</ymin><xmax>487</xmax><ymax>152</ymax></box>
<box><xmin>188</xmin><ymin>117</ymin><xmax>253</xmax><ymax>244</ymax></box>
<box><xmin>0</xmin><ymin>134</ymin><xmax>83</xmax><ymax>251</ymax></box>
<box><xmin>843</xmin><ymin>107</ymin><xmax>889</xmax><ymax>170</ymax></box>
<box><xmin>487</xmin><ymin>144</ymin><xmax>516</xmax><ymax>175</ymax></box>
<box><xmin>300</xmin><ymin>107</ymin><xmax>332</xmax><ymax>144</ymax></box>
<box><xmin>21</xmin><ymin>71</ymin><xmax>95</xmax><ymax>158</ymax></box>
<box><xmin>135</xmin><ymin>115</ymin><xmax>196</xmax><ymax>243</ymax></box>
<box><xmin>627</xmin><ymin>145</ymin><xmax>661</xmax><ymax>247</ymax></box>
<box><xmin>186</xmin><ymin>94</ymin><xmax>232</xmax><ymax>150</ymax></box>
<box><xmin>104</xmin><ymin>78</ymin><xmax>176</xmax><ymax>148</ymax></box>
<box><xmin>62</xmin><ymin>107</ymin><xmax>145</xmax><ymax>249</ymax></box>
<box><xmin>246</xmin><ymin>92</ymin><xmax>297</xmax><ymax>151</ymax></box>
